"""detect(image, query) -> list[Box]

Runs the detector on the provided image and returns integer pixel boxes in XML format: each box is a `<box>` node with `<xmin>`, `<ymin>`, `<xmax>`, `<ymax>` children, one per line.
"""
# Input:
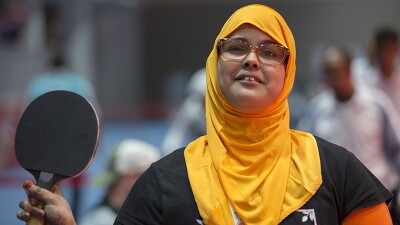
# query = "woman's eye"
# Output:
<box><xmin>260</xmin><ymin>49</ymin><xmax>276</xmax><ymax>57</ymax></box>
<box><xmin>226</xmin><ymin>45</ymin><xmax>247</xmax><ymax>54</ymax></box>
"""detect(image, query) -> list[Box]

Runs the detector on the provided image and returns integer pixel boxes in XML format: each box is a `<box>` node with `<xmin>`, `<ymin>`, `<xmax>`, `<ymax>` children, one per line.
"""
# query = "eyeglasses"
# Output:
<box><xmin>217</xmin><ymin>38</ymin><xmax>290</xmax><ymax>66</ymax></box>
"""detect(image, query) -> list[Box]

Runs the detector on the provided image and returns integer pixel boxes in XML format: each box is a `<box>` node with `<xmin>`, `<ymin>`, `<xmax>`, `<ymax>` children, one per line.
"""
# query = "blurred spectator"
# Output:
<box><xmin>160</xmin><ymin>68</ymin><xmax>206</xmax><ymax>156</ymax></box>
<box><xmin>0</xmin><ymin>1</ymin><xmax>26</xmax><ymax>45</ymax></box>
<box><xmin>355</xmin><ymin>27</ymin><xmax>400</xmax><ymax>114</ymax></box>
<box><xmin>24</xmin><ymin>54</ymin><xmax>101</xmax><ymax>115</ymax></box>
<box><xmin>297</xmin><ymin>45</ymin><xmax>400</xmax><ymax>191</ymax></box>
<box><xmin>79</xmin><ymin>139</ymin><xmax>160</xmax><ymax>225</ymax></box>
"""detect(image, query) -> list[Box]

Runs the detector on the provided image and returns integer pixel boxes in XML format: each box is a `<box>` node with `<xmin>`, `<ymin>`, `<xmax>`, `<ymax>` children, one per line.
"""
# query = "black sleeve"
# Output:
<box><xmin>114</xmin><ymin>165</ymin><xmax>163</xmax><ymax>225</ymax></box>
<box><xmin>316</xmin><ymin>136</ymin><xmax>393</xmax><ymax>220</ymax></box>
<box><xmin>113</xmin><ymin>148</ymin><xmax>201</xmax><ymax>225</ymax></box>
<box><xmin>342</xmin><ymin>151</ymin><xmax>393</xmax><ymax>218</ymax></box>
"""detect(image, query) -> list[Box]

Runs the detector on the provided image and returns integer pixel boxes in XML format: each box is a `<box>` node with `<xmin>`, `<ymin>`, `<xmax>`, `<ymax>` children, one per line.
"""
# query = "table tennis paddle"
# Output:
<box><xmin>14</xmin><ymin>90</ymin><xmax>100</xmax><ymax>225</ymax></box>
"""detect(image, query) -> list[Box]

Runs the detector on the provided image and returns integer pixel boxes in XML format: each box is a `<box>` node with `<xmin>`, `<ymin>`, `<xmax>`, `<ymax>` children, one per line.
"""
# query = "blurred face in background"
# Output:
<box><xmin>323</xmin><ymin>47</ymin><xmax>354</xmax><ymax>102</ymax></box>
<box><xmin>377</xmin><ymin>40</ymin><xmax>399</xmax><ymax>77</ymax></box>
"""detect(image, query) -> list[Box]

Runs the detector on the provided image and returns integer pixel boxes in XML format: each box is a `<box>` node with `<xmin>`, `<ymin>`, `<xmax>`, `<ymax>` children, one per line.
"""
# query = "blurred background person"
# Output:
<box><xmin>0</xmin><ymin>1</ymin><xmax>25</xmax><ymax>45</ymax></box>
<box><xmin>160</xmin><ymin>68</ymin><xmax>206</xmax><ymax>156</ymax></box>
<box><xmin>297</xmin><ymin>45</ymin><xmax>400</xmax><ymax>192</ymax></box>
<box><xmin>356</xmin><ymin>27</ymin><xmax>400</xmax><ymax>114</ymax></box>
<box><xmin>23</xmin><ymin>53</ymin><xmax>101</xmax><ymax>115</ymax></box>
<box><xmin>79</xmin><ymin>139</ymin><xmax>160</xmax><ymax>225</ymax></box>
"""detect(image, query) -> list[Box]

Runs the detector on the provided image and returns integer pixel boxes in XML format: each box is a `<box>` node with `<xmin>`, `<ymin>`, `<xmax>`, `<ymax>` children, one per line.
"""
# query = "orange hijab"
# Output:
<box><xmin>184</xmin><ymin>4</ymin><xmax>322</xmax><ymax>225</ymax></box>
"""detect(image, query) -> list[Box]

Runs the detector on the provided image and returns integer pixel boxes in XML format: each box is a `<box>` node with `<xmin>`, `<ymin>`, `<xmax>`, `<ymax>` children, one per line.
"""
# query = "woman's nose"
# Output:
<box><xmin>242</xmin><ymin>51</ymin><xmax>260</xmax><ymax>69</ymax></box>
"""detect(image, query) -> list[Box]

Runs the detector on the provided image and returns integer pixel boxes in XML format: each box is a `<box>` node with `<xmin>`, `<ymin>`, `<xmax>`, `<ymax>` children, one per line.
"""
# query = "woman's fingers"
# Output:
<box><xmin>16</xmin><ymin>210</ymin><xmax>30</xmax><ymax>222</ymax></box>
<box><xmin>18</xmin><ymin>198</ymin><xmax>45</xmax><ymax>220</ymax></box>
<box><xmin>19</xmin><ymin>179</ymin><xmax>77</xmax><ymax>225</ymax></box>
<box><xmin>20</xmin><ymin>180</ymin><xmax>47</xmax><ymax>219</ymax></box>
<box><xmin>23</xmin><ymin>180</ymin><xmax>53</xmax><ymax>204</ymax></box>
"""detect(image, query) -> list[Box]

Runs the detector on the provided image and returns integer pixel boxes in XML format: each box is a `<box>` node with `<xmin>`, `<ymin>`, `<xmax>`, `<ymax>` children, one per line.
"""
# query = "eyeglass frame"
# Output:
<box><xmin>217</xmin><ymin>37</ymin><xmax>290</xmax><ymax>65</ymax></box>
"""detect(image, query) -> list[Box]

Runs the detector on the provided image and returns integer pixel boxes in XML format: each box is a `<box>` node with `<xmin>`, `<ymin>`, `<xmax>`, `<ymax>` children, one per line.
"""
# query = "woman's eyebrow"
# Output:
<box><xmin>227</xmin><ymin>36</ymin><xmax>280</xmax><ymax>46</ymax></box>
<box><xmin>230</xmin><ymin>37</ymin><xmax>279</xmax><ymax>45</ymax></box>
<box><xmin>261</xmin><ymin>40</ymin><xmax>279</xmax><ymax>45</ymax></box>
<box><xmin>229</xmin><ymin>37</ymin><xmax>247</xmax><ymax>42</ymax></box>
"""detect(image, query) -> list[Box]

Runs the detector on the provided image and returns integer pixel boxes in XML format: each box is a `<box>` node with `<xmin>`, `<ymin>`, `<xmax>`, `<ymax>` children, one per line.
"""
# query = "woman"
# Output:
<box><xmin>18</xmin><ymin>4</ymin><xmax>393</xmax><ymax>225</ymax></box>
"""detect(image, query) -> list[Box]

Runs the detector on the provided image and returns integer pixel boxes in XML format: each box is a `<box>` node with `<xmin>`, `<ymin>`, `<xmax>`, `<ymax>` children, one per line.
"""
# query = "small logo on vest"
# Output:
<box><xmin>196</xmin><ymin>219</ymin><xmax>204</xmax><ymax>225</ymax></box>
<box><xmin>296</xmin><ymin>209</ymin><xmax>317</xmax><ymax>224</ymax></box>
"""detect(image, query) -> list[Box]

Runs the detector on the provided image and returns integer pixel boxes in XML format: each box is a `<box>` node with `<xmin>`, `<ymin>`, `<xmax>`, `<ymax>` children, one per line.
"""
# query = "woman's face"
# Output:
<box><xmin>217</xmin><ymin>24</ymin><xmax>286</xmax><ymax>113</ymax></box>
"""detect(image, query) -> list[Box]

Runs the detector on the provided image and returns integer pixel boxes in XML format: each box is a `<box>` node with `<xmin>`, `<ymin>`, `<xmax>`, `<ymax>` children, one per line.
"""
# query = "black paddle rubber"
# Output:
<box><xmin>15</xmin><ymin>90</ymin><xmax>99</xmax><ymax>190</ymax></box>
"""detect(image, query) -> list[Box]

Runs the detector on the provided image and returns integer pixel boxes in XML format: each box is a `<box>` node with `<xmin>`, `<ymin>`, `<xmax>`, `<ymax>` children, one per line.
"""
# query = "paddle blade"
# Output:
<box><xmin>15</xmin><ymin>90</ymin><xmax>99</xmax><ymax>187</ymax></box>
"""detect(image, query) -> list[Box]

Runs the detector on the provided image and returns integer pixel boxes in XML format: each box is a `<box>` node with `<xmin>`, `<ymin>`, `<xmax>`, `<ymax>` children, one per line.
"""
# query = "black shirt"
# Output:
<box><xmin>114</xmin><ymin>136</ymin><xmax>393</xmax><ymax>225</ymax></box>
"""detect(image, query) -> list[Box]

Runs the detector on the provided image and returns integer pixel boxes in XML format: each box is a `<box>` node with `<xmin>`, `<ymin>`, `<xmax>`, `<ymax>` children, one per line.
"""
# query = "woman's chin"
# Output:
<box><xmin>231</xmin><ymin>98</ymin><xmax>270</xmax><ymax>113</ymax></box>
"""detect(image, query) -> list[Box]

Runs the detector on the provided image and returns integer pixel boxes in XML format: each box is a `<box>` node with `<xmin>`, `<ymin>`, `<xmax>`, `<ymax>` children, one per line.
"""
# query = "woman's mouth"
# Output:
<box><xmin>236</xmin><ymin>74</ymin><xmax>263</xmax><ymax>83</ymax></box>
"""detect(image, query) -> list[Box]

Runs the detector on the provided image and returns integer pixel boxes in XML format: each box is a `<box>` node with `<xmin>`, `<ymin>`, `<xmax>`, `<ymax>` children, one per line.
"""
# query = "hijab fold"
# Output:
<box><xmin>185</xmin><ymin>4</ymin><xmax>322</xmax><ymax>225</ymax></box>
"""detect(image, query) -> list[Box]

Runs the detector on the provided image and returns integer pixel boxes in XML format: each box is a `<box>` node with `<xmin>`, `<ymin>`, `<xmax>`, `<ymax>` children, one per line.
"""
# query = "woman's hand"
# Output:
<box><xmin>17</xmin><ymin>180</ymin><xmax>77</xmax><ymax>225</ymax></box>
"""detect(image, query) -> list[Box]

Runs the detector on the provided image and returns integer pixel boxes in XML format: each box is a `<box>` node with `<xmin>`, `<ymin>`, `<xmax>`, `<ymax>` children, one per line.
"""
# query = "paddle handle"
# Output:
<box><xmin>27</xmin><ymin>216</ymin><xmax>45</xmax><ymax>225</ymax></box>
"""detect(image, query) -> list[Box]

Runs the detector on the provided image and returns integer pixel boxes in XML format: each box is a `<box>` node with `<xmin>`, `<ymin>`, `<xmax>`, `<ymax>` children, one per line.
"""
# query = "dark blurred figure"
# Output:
<box><xmin>357</xmin><ymin>27</ymin><xmax>400</xmax><ymax>114</ymax></box>
<box><xmin>79</xmin><ymin>139</ymin><xmax>160</xmax><ymax>225</ymax></box>
<box><xmin>0</xmin><ymin>1</ymin><xmax>26</xmax><ymax>45</ymax></box>
<box><xmin>297</xmin><ymin>46</ymin><xmax>400</xmax><ymax>192</ymax></box>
